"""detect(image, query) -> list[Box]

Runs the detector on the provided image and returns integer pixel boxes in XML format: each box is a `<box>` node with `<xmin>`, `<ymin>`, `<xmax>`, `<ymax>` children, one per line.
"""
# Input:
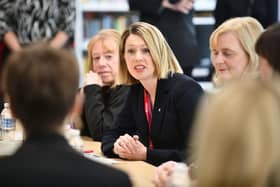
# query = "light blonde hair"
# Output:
<box><xmin>191</xmin><ymin>78</ymin><xmax>280</xmax><ymax>187</ymax></box>
<box><xmin>87</xmin><ymin>29</ymin><xmax>121</xmax><ymax>86</ymax></box>
<box><xmin>119</xmin><ymin>22</ymin><xmax>183</xmax><ymax>84</ymax></box>
<box><xmin>210</xmin><ymin>17</ymin><xmax>263</xmax><ymax>86</ymax></box>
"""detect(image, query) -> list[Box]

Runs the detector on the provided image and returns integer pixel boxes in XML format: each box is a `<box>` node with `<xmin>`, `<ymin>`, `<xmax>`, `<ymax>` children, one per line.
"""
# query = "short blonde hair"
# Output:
<box><xmin>210</xmin><ymin>17</ymin><xmax>263</xmax><ymax>86</ymax></box>
<box><xmin>119</xmin><ymin>22</ymin><xmax>183</xmax><ymax>84</ymax></box>
<box><xmin>87</xmin><ymin>29</ymin><xmax>121</xmax><ymax>73</ymax></box>
<box><xmin>192</xmin><ymin>78</ymin><xmax>280</xmax><ymax>187</ymax></box>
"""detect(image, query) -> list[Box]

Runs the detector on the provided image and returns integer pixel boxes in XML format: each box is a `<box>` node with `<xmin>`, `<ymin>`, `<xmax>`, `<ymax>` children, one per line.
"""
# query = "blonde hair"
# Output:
<box><xmin>86</xmin><ymin>29</ymin><xmax>121</xmax><ymax>86</ymax></box>
<box><xmin>210</xmin><ymin>17</ymin><xmax>263</xmax><ymax>86</ymax></box>
<box><xmin>192</xmin><ymin>78</ymin><xmax>280</xmax><ymax>187</ymax></box>
<box><xmin>119</xmin><ymin>22</ymin><xmax>183</xmax><ymax>84</ymax></box>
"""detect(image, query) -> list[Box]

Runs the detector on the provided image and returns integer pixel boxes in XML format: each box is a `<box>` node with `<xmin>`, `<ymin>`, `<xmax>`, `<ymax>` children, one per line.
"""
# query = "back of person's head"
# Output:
<box><xmin>2</xmin><ymin>44</ymin><xmax>79</xmax><ymax>133</ymax></box>
<box><xmin>210</xmin><ymin>17</ymin><xmax>263</xmax><ymax>85</ymax></box>
<box><xmin>119</xmin><ymin>21</ymin><xmax>183</xmax><ymax>84</ymax></box>
<box><xmin>255</xmin><ymin>23</ymin><xmax>280</xmax><ymax>76</ymax></box>
<box><xmin>87</xmin><ymin>29</ymin><xmax>121</xmax><ymax>72</ymax></box>
<box><xmin>192</xmin><ymin>78</ymin><xmax>280</xmax><ymax>187</ymax></box>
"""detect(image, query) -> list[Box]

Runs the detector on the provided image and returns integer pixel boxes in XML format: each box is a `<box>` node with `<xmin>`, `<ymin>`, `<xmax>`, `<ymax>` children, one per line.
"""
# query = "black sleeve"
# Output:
<box><xmin>83</xmin><ymin>85</ymin><xmax>129</xmax><ymax>141</ymax></box>
<box><xmin>128</xmin><ymin>0</ymin><xmax>163</xmax><ymax>16</ymax></box>
<box><xmin>147</xmin><ymin>77</ymin><xmax>204</xmax><ymax>166</ymax></box>
<box><xmin>101</xmin><ymin>89</ymin><xmax>136</xmax><ymax>157</ymax></box>
<box><xmin>174</xmin><ymin>79</ymin><xmax>204</xmax><ymax>163</ymax></box>
<box><xmin>214</xmin><ymin>0</ymin><xmax>228</xmax><ymax>28</ymax></box>
<box><xmin>128</xmin><ymin>0</ymin><xmax>182</xmax><ymax>15</ymax></box>
<box><xmin>265</xmin><ymin>0</ymin><xmax>278</xmax><ymax>28</ymax></box>
<box><xmin>169</xmin><ymin>0</ymin><xmax>181</xmax><ymax>4</ymax></box>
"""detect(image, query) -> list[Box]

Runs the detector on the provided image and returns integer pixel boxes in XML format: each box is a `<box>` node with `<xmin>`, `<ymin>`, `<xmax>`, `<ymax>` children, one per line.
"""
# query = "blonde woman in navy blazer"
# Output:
<box><xmin>102</xmin><ymin>22</ymin><xmax>203</xmax><ymax>166</ymax></box>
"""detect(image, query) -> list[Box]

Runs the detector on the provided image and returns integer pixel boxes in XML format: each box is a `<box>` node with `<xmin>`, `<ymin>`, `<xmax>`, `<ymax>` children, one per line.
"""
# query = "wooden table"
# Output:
<box><xmin>83</xmin><ymin>137</ymin><xmax>156</xmax><ymax>187</ymax></box>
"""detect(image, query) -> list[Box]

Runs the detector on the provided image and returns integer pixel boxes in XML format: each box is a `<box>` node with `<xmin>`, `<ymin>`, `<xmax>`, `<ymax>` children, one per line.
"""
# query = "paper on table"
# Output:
<box><xmin>0</xmin><ymin>140</ymin><xmax>22</xmax><ymax>156</ymax></box>
<box><xmin>84</xmin><ymin>152</ymin><xmax>118</xmax><ymax>165</ymax></box>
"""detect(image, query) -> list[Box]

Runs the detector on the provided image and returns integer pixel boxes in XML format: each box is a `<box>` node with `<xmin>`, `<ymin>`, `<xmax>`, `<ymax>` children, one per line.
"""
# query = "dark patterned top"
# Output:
<box><xmin>0</xmin><ymin>0</ymin><xmax>75</xmax><ymax>44</ymax></box>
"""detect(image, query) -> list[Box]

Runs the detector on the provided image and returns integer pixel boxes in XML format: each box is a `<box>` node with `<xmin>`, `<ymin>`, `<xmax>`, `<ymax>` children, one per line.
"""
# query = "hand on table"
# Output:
<box><xmin>113</xmin><ymin>134</ymin><xmax>147</xmax><ymax>160</ymax></box>
<box><xmin>153</xmin><ymin>161</ymin><xmax>177</xmax><ymax>187</ymax></box>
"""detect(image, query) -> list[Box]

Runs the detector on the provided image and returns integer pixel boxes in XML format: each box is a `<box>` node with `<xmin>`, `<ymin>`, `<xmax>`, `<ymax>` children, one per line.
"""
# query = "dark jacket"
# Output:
<box><xmin>129</xmin><ymin>0</ymin><xmax>199</xmax><ymax>68</ymax></box>
<box><xmin>102</xmin><ymin>73</ymin><xmax>204</xmax><ymax>166</ymax></box>
<box><xmin>214</xmin><ymin>0</ymin><xmax>278</xmax><ymax>28</ymax></box>
<box><xmin>0</xmin><ymin>132</ymin><xmax>132</xmax><ymax>187</ymax></box>
<box><xmin>82</xmin><ymin>85</ymin><xmax>129</xmax><ymax>141</ymax></box>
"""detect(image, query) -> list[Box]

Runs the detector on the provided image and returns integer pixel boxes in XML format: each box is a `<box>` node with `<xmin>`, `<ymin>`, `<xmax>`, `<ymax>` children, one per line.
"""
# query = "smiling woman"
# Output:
<box><xmin>210</xmin><ymin>17</ymin><xmax>263</xmax><ymax>87</ymax></box>
<box><xmin>101</xmin><ymin>22</ymin><xmax>204</xmax><ymax>166</ymax></box>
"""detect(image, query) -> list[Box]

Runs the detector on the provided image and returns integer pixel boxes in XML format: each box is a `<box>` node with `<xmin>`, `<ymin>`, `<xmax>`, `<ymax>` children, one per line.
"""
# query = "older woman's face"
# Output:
<box><xmin>91</xmin><ymin>38</ymin><xmax>119</xmax><ymax>85</ymax></box>
<box><xmin>211</xmin><ymin>32</ymin><xmax>249</xmax><ymax>83</ymax></box>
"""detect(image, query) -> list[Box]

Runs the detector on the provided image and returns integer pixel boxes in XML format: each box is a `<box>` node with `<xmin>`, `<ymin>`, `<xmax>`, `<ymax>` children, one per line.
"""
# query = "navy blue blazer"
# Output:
<box><xmin>102</xmin><ymin>73</ymin><xmax>204</xmax><ymax>166</ymax></box>
<box><xmin>0</xmin><ymin>132</ymin><xmax>132</xmax><ymax>187</ymax></box>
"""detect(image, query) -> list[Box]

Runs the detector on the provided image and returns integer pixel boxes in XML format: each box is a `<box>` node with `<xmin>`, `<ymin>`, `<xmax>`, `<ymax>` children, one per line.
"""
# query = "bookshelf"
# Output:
<box><xmin>74</xmin><ymin>0</ymin><xmax>216</xmax><ymax>83</ymax></box>
<box><xmin>74</xmin><ymin>0</ymin><xmax>138</xmax><ymax>84</ymax></box>
<box><xmin>192</xmin><ymin>0</ymin><xmax>216</xmax><ymax>81</ymax></box>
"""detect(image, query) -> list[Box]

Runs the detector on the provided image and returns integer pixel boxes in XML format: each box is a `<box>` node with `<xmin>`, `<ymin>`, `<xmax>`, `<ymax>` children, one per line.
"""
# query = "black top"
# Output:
<box><xmin>82</xmin><ymin>85</ymin><xmax>130</xmax><ymax>141</ymax></box>
<box><xmin>102</xmin><ymin>73</ymin><xmax>204</xmax><ymax>166</ymax></box>
<box><xmin>0</xmin><ymin>131</ymin><xmax>132</xmax><ymax>187</ymax></box>
<box><xmin>214</xmin><ymin>0</ymin><xmax>278</xmax><ymax>28</ymax></box>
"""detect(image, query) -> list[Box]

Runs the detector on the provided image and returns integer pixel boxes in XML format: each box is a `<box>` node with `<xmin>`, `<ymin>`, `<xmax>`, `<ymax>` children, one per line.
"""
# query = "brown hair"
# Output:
<box><xmin>2</xmin><ymin>44</ymin><xmax>79</xmax><ymax>132</ymax></box>
<box><xmin>255</xmin><ymin>23</ymin><xmax>280</xmax><ymax>76</ymax></box>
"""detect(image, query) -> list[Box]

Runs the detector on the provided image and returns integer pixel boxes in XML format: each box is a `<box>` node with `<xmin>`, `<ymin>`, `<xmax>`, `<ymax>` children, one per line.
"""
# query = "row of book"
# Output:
<box><xmin>81</xmin><ymin>0</ymin><xmax>127</xmax><ymax>3</ymax></box>
<box><xmin>83</xmin><ymin>12</ymin><xmax>138</xmax><ymax>39</ymax></box>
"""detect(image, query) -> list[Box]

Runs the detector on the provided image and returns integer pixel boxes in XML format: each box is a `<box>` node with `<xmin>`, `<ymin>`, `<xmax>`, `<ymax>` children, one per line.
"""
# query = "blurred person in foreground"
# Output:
<box><xmin>191</xmin><ymin>78</ymin><xmax>280</xmax><ymax>187</ymax></box>
<box><xmin>155</xmin><ymin>78</ymin><xmax>280</xmax><ymax>187</ymax></box>
<box><xmin>0</xmin><ymin>44</ymin><xmax>132</xmax><ymax>187</ymax></box>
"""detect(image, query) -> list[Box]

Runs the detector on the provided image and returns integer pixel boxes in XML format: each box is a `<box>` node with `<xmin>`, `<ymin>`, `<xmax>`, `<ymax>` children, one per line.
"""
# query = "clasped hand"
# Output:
<box><xmin>113</xmin><ymin>134</ymin><xmax>147</xmax><ymax>160</ymax></box>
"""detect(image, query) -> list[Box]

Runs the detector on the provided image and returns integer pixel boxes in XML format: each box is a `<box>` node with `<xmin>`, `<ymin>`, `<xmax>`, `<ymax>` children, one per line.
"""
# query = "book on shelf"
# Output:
<box><xmin>102</xmin><ymin>15</ymin><xmax>113</xmax><ymax>29</ymax></box>
<box><xmin>83</xmin><ymin>54</ymin><xmax>90</xmax><ymax>74</ymax></box>
<box><xmin>114</xmin><ymin>16</ymin><xmax>126</xmax><ymax>33</ymax></box>
<box><xmin>83</xmin><ymin>12</ymin><xmax>139</xmax><ymax>40</ymax></box>
<box><xmin>81</xmin><ymin>0</ymin><xmax>127</xmax><ymax>3</ymax></box>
